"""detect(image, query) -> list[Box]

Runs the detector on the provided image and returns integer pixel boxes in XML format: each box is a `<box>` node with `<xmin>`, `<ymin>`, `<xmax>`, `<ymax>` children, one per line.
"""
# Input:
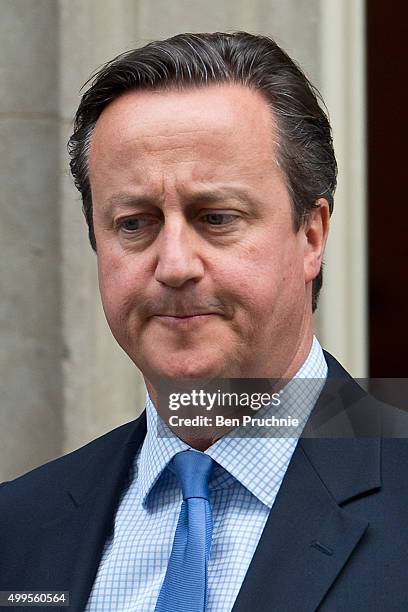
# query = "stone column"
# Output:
<box><xmin>59</xmin><ymin>0</ymin><xmax>146</xmax><ymax>455</ymax></box>
<box><xmin>0</xmin><ymin>0</ymin><xmax>62</xmax><ymax>480</ymax></box>
<box><xmin>317</xmin><ymin>0</ymin><xmax>367</xmax><ymax>376</ymax></box>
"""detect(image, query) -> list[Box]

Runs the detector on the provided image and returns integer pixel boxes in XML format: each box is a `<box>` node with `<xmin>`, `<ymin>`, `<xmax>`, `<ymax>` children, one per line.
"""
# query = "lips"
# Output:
<box><xmin>154</xmin><ymin>313</ymin><xmax>215</xmax><ymax>318</ymax></box>
<box><xmin>140</xmin><ymin>296</ymin><xmax>230</xmax><ymax>321</ymax></box>
<box><xmin>152</xmin><ymin>313</ymin><xmax>216</xmax><ymax>327</ymax></box>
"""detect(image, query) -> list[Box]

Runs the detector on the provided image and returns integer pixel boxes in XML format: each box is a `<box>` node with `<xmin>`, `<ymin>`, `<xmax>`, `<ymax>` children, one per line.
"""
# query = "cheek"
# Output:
<box><xmin>97</xmin><ymin>257</ymin><xmax>135</xmax><ymax>326</ymax></box>
<box><xmin>213</xmin><ymin>254</ymin><xmax>278</xmax><ymax>323</ymax></box>
<box><xmin>221</xmin><ymin>240</ymin><xmax>304</xmax><ymax>315</ymax></box>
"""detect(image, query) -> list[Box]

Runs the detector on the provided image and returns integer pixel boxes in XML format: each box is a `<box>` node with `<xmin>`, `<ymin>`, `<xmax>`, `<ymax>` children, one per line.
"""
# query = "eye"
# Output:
<box><xmin>201</xmin><ymin>213</ymin><xmax>239</xmax><ymax>226</ymax></box>
<box><xmin>119</xmin><ymin>216</ymin><xmax>158</xmax><ymax>232</ymax></box>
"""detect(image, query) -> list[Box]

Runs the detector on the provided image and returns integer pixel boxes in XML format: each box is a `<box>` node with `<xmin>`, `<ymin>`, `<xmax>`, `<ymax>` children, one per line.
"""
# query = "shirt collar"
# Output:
<box><xmin>136</xmin><ymin>399</ymin><xmax>189</xmax><ymax>508</ymax></box>
<box><xmin>136</xmin><ymin>336</ymin><xmax>327</xmax><ymax>509</ymax></box>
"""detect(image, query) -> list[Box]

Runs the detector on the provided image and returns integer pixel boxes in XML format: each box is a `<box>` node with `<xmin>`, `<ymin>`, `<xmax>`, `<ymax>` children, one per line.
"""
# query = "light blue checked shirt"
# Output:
<box><xmin>86</xmin><ymin>336</ymin><xmax>327</xmax><ymax>611</ymax></box>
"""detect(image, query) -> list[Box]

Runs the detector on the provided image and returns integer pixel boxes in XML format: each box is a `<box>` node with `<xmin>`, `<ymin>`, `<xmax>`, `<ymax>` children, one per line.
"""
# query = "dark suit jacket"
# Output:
<box><xmin>1</xmin><ymin>352</ymin><xmax>408</xmax><ymax>611</ymax></box>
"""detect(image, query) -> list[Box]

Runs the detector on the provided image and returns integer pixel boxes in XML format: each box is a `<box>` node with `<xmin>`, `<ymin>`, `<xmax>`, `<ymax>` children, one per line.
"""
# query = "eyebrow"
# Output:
<box><xmin>104</xmin><ymin>192</ymin><xmax>160</xmax><ymax>211</ymax></box>
<box><xmin>103</xmin><ymin>186</ymin><xmax>260</xmax><ymax>212</ymax></box>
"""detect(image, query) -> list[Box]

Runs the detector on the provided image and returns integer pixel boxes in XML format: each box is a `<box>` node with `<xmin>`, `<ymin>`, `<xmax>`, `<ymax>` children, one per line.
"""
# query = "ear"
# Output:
<box><xmin>303</xmin><ymin>198</ymin><xmax>330</xmax><ymax>283</ymax></box>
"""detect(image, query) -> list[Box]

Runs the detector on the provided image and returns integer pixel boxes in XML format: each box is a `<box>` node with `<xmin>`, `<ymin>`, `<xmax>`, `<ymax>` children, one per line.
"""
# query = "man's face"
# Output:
<box><xmin>89</xmin><ymin>84</ymin><xmax>325</xmax><ymax>384</ymax></box>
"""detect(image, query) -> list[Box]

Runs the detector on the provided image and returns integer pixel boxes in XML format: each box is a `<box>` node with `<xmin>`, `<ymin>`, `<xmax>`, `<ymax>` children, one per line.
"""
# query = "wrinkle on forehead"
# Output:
<box><xmin>122</xmin><ymin>131</ymin><xmax>225</xmax><ymax>159</ymax></box>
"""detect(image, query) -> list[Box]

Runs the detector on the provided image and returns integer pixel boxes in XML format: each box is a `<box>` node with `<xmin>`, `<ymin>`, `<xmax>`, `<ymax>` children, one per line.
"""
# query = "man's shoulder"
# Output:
<box><xmin>0</xmin><ymin>413</ymin><xmax>146</xmax><ymax>518</ymax></box>
<box><xmin>322</xmin><ymin>350</ymin><xmax>408</xmax><ymax>437</ymax></box>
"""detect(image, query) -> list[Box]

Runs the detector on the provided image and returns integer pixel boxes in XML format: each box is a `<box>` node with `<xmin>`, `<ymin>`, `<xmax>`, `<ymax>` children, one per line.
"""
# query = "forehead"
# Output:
<box><xmin>91</xmin><ymin>84</ymin><xmax>277</xmax><ymax>153</ymax></box>
<box><xmin>88</xmin><ymin>84</ymin><xmax>284</xmax><ymax>202</ymax></box>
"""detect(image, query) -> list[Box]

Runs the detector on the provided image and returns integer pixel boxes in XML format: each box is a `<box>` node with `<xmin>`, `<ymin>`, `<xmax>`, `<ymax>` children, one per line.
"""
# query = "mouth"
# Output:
<box><xmin>152</xmin><ymin>313</ymin><xmax>217</xmax><ymax>328</ymax></box>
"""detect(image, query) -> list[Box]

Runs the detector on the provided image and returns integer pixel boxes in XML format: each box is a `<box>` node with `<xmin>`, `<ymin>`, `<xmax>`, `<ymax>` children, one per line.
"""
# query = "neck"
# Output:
<box><xmin>144</xmin><ymin>330</ymin><xmax>315</xmax><ymax>452</ymax></box>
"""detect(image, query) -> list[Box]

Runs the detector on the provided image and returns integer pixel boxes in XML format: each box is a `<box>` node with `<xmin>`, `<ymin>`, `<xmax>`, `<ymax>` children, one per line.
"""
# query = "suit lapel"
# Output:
<box><xmin>232</xmin><ymin>353</ymin><xmax>381</xmax><ymax>612</ymax></box>
<box><xmin>232</xmin><ymin>442</ymin><xmax>374</xmax><ymax>612</ymax></box>
<box><xmin>41</xmin><ymin>413</ymin><xmax>147</xmax><ymax>612</ymax></box>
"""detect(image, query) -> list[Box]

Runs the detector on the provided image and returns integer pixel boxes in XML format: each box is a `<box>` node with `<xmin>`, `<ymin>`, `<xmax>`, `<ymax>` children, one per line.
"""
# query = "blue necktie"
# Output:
<box><xmin>154</xmin><ymin>450</ymin><xmax>215</xmax><ymax>612</ymax></box>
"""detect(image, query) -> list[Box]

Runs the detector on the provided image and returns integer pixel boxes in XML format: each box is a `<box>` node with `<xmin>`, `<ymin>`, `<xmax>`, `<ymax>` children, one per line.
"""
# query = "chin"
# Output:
<box><xmin>163</xmin><ymin>362</ymin><xmax>220</xmax><ymax>381</ymax></box>
<box><xmin>147</xmin><ymin>352</ymin><xmax>228</xmax><ymax>382</ymax></box>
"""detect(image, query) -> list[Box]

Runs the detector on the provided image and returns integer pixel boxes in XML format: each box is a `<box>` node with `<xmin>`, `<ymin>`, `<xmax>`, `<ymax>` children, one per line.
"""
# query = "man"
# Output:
<box><xmin>0</xmin><ymin>31</ymin><xmax>407</xmax><ymax>612</ymax></box>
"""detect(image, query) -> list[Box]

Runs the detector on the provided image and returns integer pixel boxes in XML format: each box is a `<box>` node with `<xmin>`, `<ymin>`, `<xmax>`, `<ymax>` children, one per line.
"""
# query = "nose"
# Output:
<box><xmin>154</xmin><ymin>218</ymin><xmax>205</xmax><ymax>288</ymax></box>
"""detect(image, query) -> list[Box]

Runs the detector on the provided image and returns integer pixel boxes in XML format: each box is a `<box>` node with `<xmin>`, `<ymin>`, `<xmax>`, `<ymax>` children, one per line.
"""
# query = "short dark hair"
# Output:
<box><xmin>68</xmin><ymin>31</ymin><xmax>337</xmax><ymax>311</ymax></box>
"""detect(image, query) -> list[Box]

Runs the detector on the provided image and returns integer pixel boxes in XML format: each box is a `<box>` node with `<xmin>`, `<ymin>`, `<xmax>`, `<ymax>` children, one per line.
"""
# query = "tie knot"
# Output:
<box><xmin>171</xmin><ymin>450</ymin><xmax>214</xmax><ymax>501</ymax></box>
